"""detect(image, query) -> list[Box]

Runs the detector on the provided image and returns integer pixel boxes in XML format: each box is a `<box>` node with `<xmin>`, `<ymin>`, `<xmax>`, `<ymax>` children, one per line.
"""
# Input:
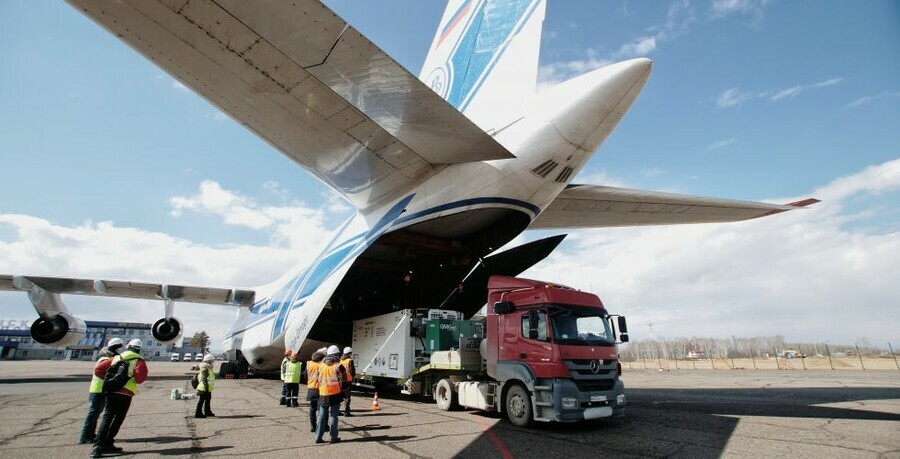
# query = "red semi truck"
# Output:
<box><xmin>352</xmin><ymin>275</ymin><xmax>629</xmax><ymax>426</ymax></box>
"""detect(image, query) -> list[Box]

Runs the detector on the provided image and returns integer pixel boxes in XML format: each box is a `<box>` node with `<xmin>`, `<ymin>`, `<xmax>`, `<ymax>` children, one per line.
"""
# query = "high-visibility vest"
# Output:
<box><xmin>89</xmin><ymin>356</ymin><xmax>111</xmax><ymax>393</ymax></box>
<box><xmin>318</xmin><ymin>362</ymin><xmax>342</xmax><ymax>396</ymax></box>
<box><xmin>340</xmin><ymin>357</ymin><xmax>354</xmax><ymax>382</ymax></box>
<box><xmin>113</xmin><ymin>350</ymin><xmax>142</xmax><ymax>395</ymax></box>
<box><xmin>280</xmin><ymin>357</ymin><xmax>290</xmax><ymax>382</ymax></box>
<box><xmin>197</xmin><ymin>367</ymin><xmax>215</xmax><ymax>392</ymax></box>
<box><xmin>306</xmin><ymin>360</ymin><xmax>319</xmax><ymax>389</ymax></box>
<box><xmin>283</xmin><ymin>360</ymin><xmax>302</xmax><ymax>383</ymax></box>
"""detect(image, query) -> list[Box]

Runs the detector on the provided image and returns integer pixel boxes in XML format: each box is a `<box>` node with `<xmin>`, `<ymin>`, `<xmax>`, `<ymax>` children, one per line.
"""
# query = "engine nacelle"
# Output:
<box><xmin>152</xmin><ymin>317</ymin><xmax>183</xmax><ymax>344</ymax></box>
<box><xmin>30</xmin><ymin>313</ymin><xmax>87</xmax><ymax>347</ymax></box>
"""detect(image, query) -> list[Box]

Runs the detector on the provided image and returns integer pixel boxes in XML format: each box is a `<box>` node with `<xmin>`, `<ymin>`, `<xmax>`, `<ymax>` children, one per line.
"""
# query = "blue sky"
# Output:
<box><xmin>1</xmin><ymin>1</ymin><xmax>898</xmax><ymax>349</ymax></box>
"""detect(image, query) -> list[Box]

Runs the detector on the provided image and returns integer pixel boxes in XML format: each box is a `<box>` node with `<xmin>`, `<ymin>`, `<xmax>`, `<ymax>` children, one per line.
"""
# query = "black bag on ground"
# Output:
<box><xmin>102</xmin><ymin>357</ymin><xmax>133</xmax><ymax>393</ymax></box>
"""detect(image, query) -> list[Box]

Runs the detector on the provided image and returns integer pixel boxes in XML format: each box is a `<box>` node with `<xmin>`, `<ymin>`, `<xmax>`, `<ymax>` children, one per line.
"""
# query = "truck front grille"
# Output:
<box><xmin>573</xmin><ymin>379</ymin><xmax>616</xmax><ymax>392</ymax></box>
<box><xmin>563</xmin><ymin>359</ymin><xmax>617</xmax><ymax>380</ymax></box>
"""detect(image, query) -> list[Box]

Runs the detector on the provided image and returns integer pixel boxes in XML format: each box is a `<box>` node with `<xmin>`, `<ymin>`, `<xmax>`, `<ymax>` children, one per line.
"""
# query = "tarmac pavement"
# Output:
<box><xmin>0</xmin><ymin>361</ymin><xmax>898</xmax><ymax>458</ymax></box>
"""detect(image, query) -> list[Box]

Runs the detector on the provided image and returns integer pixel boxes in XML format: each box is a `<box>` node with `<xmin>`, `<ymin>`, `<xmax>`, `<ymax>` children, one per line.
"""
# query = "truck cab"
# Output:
<box><xmin>485</xmin><ymin>277</ymin><xmax>628</xmax><ymax>425</ymax></box>
<box><xmin>171</xmin><ymin>353</ymin><xmax>180</xmax><ymax>362</ymax></box>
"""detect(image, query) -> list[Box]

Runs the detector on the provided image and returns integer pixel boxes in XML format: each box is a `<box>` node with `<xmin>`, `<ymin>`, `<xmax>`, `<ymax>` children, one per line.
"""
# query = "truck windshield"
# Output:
<box><xmin>548</xmin><ymin>306</ymin><xmax>614</xmax><ymax>345</ymax></box>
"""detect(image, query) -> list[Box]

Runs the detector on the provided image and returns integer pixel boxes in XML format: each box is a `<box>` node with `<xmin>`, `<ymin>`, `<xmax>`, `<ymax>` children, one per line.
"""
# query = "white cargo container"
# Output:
<box><xmin>352</xmin><ymin>309</ymin><xmax>424</xmax><ymax>379</ymax></box>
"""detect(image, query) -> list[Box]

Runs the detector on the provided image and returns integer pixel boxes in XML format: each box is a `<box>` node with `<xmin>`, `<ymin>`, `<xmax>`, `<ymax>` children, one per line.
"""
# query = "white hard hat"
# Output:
<box><xmin>203</xmin><ymin>354</ymin><xmax>214</xmax><ymax>362</ymax></box>
<box><xmin>343</xmin><ymin>347</ymin><xmax>352</xmax><ymax>354</ymax></box>
<box><xmin>317</xmin><ymin>347</ymin><xmax>328</xmax><ymax>354</ymax></box>
<box><xmin>107</xmin><ymin>338</ymin><xmax>124</xmax><ymax>348</ymax></box>
<box><xmin>327</xmin><ymin>345</ymin><xmax>341</xmax><ymax>356</ymax></box>
<box><xmin>127</xmin><ymin>338</ymin><xmax>142</xmax><ymax>350</ymax></box>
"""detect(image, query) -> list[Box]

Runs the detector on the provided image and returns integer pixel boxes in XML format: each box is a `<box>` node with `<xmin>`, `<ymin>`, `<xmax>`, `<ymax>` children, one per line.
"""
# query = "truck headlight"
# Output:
<box><xmin>561</xmin><ymin>397</ymin><xmax>578</xmax><ymax>409</ymax></box>
<box><xmin>617</xmin><ymin>394</ymin><xmax>626</xmax><ymax>406</ymax></box>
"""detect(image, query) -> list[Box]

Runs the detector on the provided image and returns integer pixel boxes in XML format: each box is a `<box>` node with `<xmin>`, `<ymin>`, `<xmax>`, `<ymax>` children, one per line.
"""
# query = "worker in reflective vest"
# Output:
<box><xmin>340</xmin><ymin>347</ymin><xmax>356</xmax><ymax>416</ymax></box>
<box><xmin>284</xmin><ymin>352</ymin><xmax>302</xmax><ymax>407</ymax></box>
<box><xmin>306</xmin><ymin>348</ymin><xmax>327</xmax><ymax>432</ymax></box>
<box><xmin>194</xmin><ymin>354</ymin><xmax>216</xmax><ymax>418</ymax></box>
<box><xmin>79</xmin><ymin>342</ymin><xmax>119</xmax><ymax>444</ymax></box>
<box><xmin>93</xmin><ymin>338</ymin><xmax>148</xmax><ymax>458</ymax></box>
<box><xmin>314</xmin><ymin>345</ymin><xmax>348</xmax><ymax>444</ymax></box>
<box><xmin>279</xmin><ymin>349</ymin><xmax>291</xmax><ymax>406</ymax></box>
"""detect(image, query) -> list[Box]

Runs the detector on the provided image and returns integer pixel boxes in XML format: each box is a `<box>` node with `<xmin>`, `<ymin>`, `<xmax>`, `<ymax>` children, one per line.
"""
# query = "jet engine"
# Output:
<box><xmin>152</xmin><ymin>317</ymin><xmax>183</xmax><ymax>343</ymax></box>
<box><xmin>30</xmin><ymin>313</ymin><xmax>87</xmax><ymax>347</ymax></box>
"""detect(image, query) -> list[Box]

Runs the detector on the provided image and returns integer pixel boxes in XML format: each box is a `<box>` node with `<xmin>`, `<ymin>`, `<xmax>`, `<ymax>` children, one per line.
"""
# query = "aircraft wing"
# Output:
<box><xmin>529</xmin><ymin>185</ymin><xmax>819</xmax><ymax>229</ymax></box>
<box><xmin>0</xmin><ymin>274</ymin><xmax>255</xmax><ymax>307</ymax></box>
<box><xmin>66</xmin><ymin>0</ymin><xmax>513</xmax><ymax>209</ymax></box>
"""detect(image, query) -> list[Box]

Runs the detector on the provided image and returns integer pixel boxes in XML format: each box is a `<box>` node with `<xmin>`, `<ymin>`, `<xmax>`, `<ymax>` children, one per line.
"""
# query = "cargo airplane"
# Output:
<box><xmin>1</xmin><ymin>0</ymin><xmax>816</xmax><ymax>372</ymax></box>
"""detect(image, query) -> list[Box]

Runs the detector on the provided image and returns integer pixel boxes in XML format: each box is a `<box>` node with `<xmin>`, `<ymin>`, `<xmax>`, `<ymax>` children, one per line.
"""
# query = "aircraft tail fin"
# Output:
<box><xmin>419</xmin><ymin>0</ymin><xmax>546</xmax><ymax>132</ymax></box>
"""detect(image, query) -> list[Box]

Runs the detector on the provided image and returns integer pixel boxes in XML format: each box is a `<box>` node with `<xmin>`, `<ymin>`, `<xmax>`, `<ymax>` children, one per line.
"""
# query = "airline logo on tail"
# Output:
<box><xmin>423</xmin><ymin>0</ymin><xmax>543</xmax><ymax>111</ymax></box>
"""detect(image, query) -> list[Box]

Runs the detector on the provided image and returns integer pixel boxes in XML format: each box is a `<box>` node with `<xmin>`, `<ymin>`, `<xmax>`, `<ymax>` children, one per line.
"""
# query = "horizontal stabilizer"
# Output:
<box><xmin>0</xmin><ymin>274</ymin><xmax>254</xmax><ymax>307</ymax></box>
<box><xmin>67</xmin><ymin>0</ymin><xmax>513</xmax><ymax>209</ymax></box>
<box><xmin>530</xmin><ymin>184</ymin><xmax>819</xmax><ymax>229</ymax></box>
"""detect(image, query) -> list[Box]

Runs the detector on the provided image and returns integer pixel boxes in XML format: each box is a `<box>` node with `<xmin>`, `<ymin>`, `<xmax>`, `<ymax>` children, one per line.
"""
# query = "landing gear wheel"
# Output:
<box><xmin>505</xmin><ymin>385</ymin><xmax>533</xmax><ymax>427</ymax></box>
<box><xmin>434</xmin><ymin>378</ymin><xmax>457</xmax><ymax>411</ymax></box>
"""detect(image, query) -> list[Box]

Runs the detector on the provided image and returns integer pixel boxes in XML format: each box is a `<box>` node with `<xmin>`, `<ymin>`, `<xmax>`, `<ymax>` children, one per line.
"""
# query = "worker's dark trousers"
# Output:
<box><xmin>342</xmin><ymin>388</ymin><xmax>351</xmax><ymax>415</ymax></box>
<box><xmin>80</xmin><ymin>392</ymin><xmax>106</xmax><ymax>442</ymax></box>
<box><xmin>95</xmin><ymin>393</ymin><xmax>132</xmax><ymax>447</ymax></box>
<box><xmin>285</xmin><ymin>383</ymin><xmax>299</xmax><ymax>406</ymax></box>
<box><xmin>195</xmin><ymin>390</ymin><xmax>213</xmax><ymax>416</ymax></box>
<box><xmin>280</xmin><ymin>383</ymin><xmax>289</xmax><ymax>405</ymax></box>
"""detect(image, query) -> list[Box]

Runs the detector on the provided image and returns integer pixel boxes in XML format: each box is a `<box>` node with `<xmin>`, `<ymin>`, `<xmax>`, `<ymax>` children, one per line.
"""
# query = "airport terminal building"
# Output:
<box><xmin>0</xmin><ymin>319</ymin><xmax>176</xmax><ymax>361</ymax></box>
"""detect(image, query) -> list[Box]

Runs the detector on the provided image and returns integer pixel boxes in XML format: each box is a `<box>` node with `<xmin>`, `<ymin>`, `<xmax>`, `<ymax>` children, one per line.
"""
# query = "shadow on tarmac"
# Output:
<box><xmin>130</xmin><ymin>445</ymin><xmax>233</xmax><ymax>455</ymax></box>
<box><xmin>452</xmin><ymin>386</ymin><xmax>900</xmax><ymax>459</ymax></box>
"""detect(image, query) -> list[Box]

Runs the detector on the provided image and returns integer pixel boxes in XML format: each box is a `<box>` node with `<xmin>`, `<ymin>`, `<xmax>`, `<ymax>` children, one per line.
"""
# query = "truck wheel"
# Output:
<box><xmin>434</xmin><ymin>378</ymin><xmax>457</xmax><ymax>411</ymax></box>
<box><xmin>505</xmin><ymin>385</ymin><xmax>532</xmax><ymax>427</ymax></box>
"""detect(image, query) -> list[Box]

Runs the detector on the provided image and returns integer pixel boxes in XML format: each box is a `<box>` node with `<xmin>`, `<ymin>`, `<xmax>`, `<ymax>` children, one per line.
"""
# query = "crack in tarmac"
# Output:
<box><xmin>0</xmin><ymin>400</ymin><xmax>84</xmax><ymax>447</ymax></box>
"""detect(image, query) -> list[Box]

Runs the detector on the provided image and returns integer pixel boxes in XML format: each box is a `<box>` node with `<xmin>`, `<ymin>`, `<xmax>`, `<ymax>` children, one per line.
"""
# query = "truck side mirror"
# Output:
<box><xmin>619</xmin><ymin>333</ymin><xmax>629</xmax><ymax>343</ymax></box>
<box><xmin>617</xmin><ymin>316</ymin><xmax>628</xmax><ymax>334</ymax></box>
<box><xmin>493</xmin><ymin>301</ymin><xmax>514</xmax><ymax>314</ymax></box>
<box><xmin>527</xmin><ymin>311</ymin><xmax>539</xmax><ymax>339</ymax></box>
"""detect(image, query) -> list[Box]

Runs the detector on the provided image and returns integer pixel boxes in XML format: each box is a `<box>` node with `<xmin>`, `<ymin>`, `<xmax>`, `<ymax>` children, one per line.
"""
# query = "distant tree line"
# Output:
<box><xmin>619</xmin><ymin>335</ymin><xmax>890</xmax><ymax>362</ymax></box>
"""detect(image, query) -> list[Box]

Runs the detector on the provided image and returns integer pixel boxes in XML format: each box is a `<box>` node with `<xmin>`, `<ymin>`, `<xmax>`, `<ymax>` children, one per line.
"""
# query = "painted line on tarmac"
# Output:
<box><xmin>474</xmin><ymin>415</ymin><xmax>513</xmax><ymax>459</ymax></box>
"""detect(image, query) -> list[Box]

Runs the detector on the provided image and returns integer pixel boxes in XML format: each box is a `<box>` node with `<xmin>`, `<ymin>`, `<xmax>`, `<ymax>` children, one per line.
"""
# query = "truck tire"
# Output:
<box><xmin>434</xmin><ymin>378</ymin><xmax>457</xmax><ymax>411</ymax></box>
<box><xmin>505</xmin><ymin>384</ymin><xmax>533</xmax><ymax>427</ymax></box>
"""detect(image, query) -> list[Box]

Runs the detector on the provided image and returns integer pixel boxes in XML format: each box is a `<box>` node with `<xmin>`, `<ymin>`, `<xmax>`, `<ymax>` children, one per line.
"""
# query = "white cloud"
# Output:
<box><xmin>716</xmin><ymin>88</ymin><xmax>755</xmax><ymax>108</ymax></box>
<box><xmin>711</xmin><ymin>0</ymin><xmax>771</xmax><ymax>18</ymax></box>
<box><xmin>846</xmin><ymin>90</ymin><xmax>900</xmax><ymax>109</ymax></box>
<box><xmin>538</xmin><ymin>49</ymin><xmax>613</xmax><ymax>90</ymax></box>
<box><xmin>717</xmin><ymin>78</ymin><xmax>843</xmax><ymax>107</ymax></box>
<box><xmin>614</xmin><ymin>36</ymin><xmax>657</xmax><ymax>59</ymax></box>
<box><xmin>707</xmin><ymin>138</ymin><xmax>736</xmax><ymax>151</ymax></box>
<box><xmin>572</xmin><ymin>168</ymin><xmax>629</xmax><ymax>188</ymax></box>
<box><xmin>524</xmin><ymin>158</ymin><xmax>900</xmax><ymax>344</ymax></box>
<box><xmin>170</xmin><ymin>180</ymin><xmax>337</xmax><ymax>250</ymax></box>
<box><xmin>769</xmin><ymin>78</ymin><xmax>843</xmax><ymax>102</ymax></box>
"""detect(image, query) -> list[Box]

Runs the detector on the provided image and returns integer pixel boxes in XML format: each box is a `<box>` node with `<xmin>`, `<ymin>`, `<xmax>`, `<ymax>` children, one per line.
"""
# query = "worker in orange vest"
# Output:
<box><xmin>314</xmin><ymin>345</ymin><xmax>349</xmax><ymax>444</ymax></box>
<box><xmin>305</xmin><ymin>347</ymin><xmax>328</xmax><ymax>433</ymax></box>
<box><xmin>340</xmin><ymin>347</ymin><xmax>356</xmax><ymax>416</ymax></box>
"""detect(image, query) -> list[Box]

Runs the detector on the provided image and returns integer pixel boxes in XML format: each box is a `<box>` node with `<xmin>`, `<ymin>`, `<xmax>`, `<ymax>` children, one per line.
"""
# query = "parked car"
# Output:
<box><xmin>183</xmin><ymin>353</ymin><xmax>192</xmax><ymax>361</ymax></box>
<box><xmin>170</xmin><ymin>353</ymin><xmax>180</xmax><ymax>362</ymax></box>
<box><xmin>195</xmin><ymin>354</ymin><xmax>203</xmax><ymax>361</ymax></box>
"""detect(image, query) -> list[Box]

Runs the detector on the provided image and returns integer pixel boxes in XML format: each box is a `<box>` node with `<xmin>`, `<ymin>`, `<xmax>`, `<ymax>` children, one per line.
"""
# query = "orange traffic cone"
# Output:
<box><xmin>371</xmin><ymin>392</ymin><xmax>381</xmax><ymax>411</ymax></box>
